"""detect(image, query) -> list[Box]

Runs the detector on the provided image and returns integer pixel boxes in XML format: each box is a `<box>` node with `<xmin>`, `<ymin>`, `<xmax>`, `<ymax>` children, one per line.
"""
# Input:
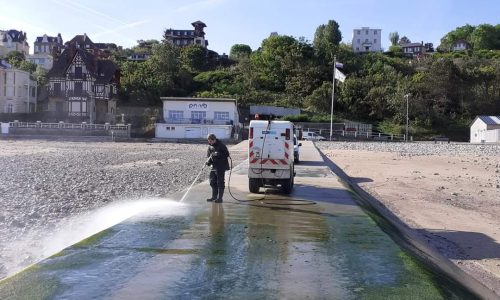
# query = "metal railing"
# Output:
<box><xmin>301</xmin><ymin>128</ymin><xmax>406</xmax><ymax>141</ymax></box>
<box><xmin>67</xmin><ymin>73</ymin><xmax>88</xmax><ymax>80</ymax></box>
<box><xmin>8</xmin><ymin>121</ymin><xmax>131</xmax><ymax>137</ymax></box>
<box><xmin>163</xmin><ymin>118</ymin><xmax>233</xmax><ymax>125</ymax></box>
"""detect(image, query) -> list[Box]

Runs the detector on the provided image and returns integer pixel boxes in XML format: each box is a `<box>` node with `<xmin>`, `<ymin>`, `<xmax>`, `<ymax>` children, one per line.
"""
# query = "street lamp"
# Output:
<box><xmin>405</xmin><ymin>93</ymin><xmax>410</xmax><ymax>142</ymax></box>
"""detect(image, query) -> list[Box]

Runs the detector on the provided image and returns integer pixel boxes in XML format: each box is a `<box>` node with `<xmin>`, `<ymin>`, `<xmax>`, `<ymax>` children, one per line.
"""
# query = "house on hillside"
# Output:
<box><xmin>163</xmin><ymin>21</ymin><xmax>208</xmax><ymax>48</ymax></box>
<box><xmin>401</xmin><ymin>42</ymin><xmax>425</xmax><ymax>57</ymax></box>
<box><xmin>27</xmin><ymin>33</ymin><xmax>64</xmax><ymax>70</ymax></box>
<box><xmin>155</xmin><ymin>97</ymin><xmax>239</xmax><ymax>139</ymax></box>
<box><xmin>452</xmin><ymin>39</ymin><xmax>471</xmax><ymax>51</ymax></box>
<box><xmin>352</xmin><ymin>27</ymin><xmax>382</xmax><ymax>53</ymax></box>
<box><xmin>63</xmin><ymin>34</ymin><xmax>116</xmax><ymax>59</ymax></box>
<box><xmin>0</xmin><ymin>29</ymin><xmax>29</xmax><ymax>56</ymax></box>
<box><xmin>470</xmin><ymin>116</ymin><xmax>500</xmax><ymax>143</ymax></box>
<box><xmin>45</xmin><ymin>38</ymin><xmax>120</xmax><ymax>123</ymax></box>
<box><xmin>0</xmin><ymin>61</ymin><xmax>37</xmax><ymax>113</ymax></box>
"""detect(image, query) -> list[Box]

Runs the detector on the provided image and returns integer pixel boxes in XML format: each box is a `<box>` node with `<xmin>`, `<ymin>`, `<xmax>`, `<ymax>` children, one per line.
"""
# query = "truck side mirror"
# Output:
<box><xmin>298</xmin><ymin>143</ymin><xmax>302</xmax><ymax>147</ymax></box>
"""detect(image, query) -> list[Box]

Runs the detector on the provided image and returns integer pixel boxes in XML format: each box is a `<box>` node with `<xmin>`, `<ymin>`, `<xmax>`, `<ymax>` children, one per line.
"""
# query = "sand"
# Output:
<box><xmin>321</xmin><ymin>146</ymin><xmax>500</xmax><ymax>296</ymax></box>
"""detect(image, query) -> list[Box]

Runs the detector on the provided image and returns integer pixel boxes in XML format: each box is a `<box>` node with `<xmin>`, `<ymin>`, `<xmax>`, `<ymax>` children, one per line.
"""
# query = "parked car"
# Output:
<box><xmin>302</xmin><ymin>132</ymin><xmax>326</xmax><ymax>141</ymax></box>
<box><xmin>293</xmin><ymin>135</ymin><xmax>302</xmax><ymax>163</ymax></box>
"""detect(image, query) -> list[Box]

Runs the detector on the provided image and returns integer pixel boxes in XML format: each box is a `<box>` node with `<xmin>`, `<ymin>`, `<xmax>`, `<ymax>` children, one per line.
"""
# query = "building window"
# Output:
<box><xmin>357</xmin><ymin>30</ymin><xmax>360</xmax><ymax>35</ymax></box>
<box><xmin>191</xmin><ymin>111</ymin><xmax>206</xmax><ymax>123</ymax></box>
<box><xmin>54</xmin><ymin>82</ymin><xmax>61</xmax><ymax>94</ymax></box>
<box><xmin>374</xmin><ymin>39</ymin><xmax>377</xmax><ymax>43</ymax></box>
<box><xmin>214</xmin><ymin>112</ymin><xmax>229</xmax><ymax>120</ymax></box>
<box><xmin>374</xmin><ymin>30</ymin><xmax>377</xmax><ymax>35</ymax></box>
<box><xmin>168</xmin><ymin>110</ymin><xmax>183</xmax><ymax>120</ymax></box>
<box><xmin>75</xmin><ymin>66</ymin><xmax>82</xmax><ymax>79</ymax></box>
<box><xmin>7</xmin><ymin>103</ymin><xmax>13</xmax><ymax>113</ymax></box>
<box><xmin>365</xmin><ymin>30</ymin><xmax>368</xmax><ymax>34</ymax></box>
<box><xmin>74</xmin><ymin>82</ymin><xmax>83</xmax><ymax>95</ymax></box>
<box><xmin>357</xmin><ymin>39</ymin><xmax>360</xmax><ymax>43</ymax></box>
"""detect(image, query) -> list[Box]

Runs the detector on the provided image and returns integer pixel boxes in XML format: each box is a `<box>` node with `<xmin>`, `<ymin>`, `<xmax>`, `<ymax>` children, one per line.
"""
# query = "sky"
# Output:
<box><xmin>1</xmin><ymin>0</ymin><xmax>499</xmax><ymax>55</ymax></box>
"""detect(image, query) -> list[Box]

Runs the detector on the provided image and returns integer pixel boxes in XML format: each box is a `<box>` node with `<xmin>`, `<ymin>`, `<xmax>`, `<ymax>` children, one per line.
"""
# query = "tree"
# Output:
<box><xmin>229</xmin><ymin>44</ymin><xmax>252</xmax><ymax>60</ymax></box>
<box><xmin>313</xmin><ymin>20</ymin><xmax>342</xmax><ymax>62</ymax></box>
<box><xmin>251</xmin><ymin>35</ymin><xmax>314</xmax><ymax>93</ymax></box>
<box><xmin>5</xmin><ymin>51</ymin><xmax>25</xmax><ymax>66</ymax></box>
<box><xmin>180</xmin><ymin>45</ymin><xmax>206</xmax><ymax>73</ymax></box>
<box><xmin>389</xmin><ymin>32</ymin><xmax>399</xmax><ymax>46</ymax></box>
<box><xmin>470</xmin><ymin>24</ymin><xmax>500</xmax><ymax>50</ymax></box>
<box><xmin>18</xmin><ymin>60</ymin><xmax>37</xmax><ymax>73</ymax></box>
<box><xmin>33</xmin><ymin>66</ymin><xmax>47</xmax><ymax>86</ymax></box>
<box><xmin>388</xmin><ymin>45</ymin><xmax>403</xmax><ymax>56</ymax></box>
<box><xmin>194</xmin><ymin>70</ymin><xmax>242</xmax><ymax>96</ymax></box>
<box><xmin>398</xmin><ymin>36</ymin><xmax>411</xmax><ymax>45</ymax></box>
<box><xmin>305</xmin><ymin>82</ymin><xmax>332</xmax><ymax>113</ymax></box>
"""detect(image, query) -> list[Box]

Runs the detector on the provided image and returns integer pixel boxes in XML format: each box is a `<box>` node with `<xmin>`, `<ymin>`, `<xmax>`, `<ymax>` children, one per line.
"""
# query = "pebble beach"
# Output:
<box><xmin>0</xmin><ymin>140</ymin><xmax>231</xmax><ymax>278</ymax></box>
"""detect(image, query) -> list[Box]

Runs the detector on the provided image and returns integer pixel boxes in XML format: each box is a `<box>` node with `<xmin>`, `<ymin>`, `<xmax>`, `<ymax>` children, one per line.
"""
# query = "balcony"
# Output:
<box><xmin>164</xmin><ymin>118</ymin><xmax>233</xmax><ymax>125</ymax></box>
<box><xmin>66</xmin><ymin>73</ymin><xmax>88</xmax><ymax>80</ymax></box>
<box><xmin>66</xmin><ymin>90</ymin><xmax>90</xmax><ymax>98</ymax></box>
<box><xmin>48</xmin><ymin>88</ymin><xmax>64</xmax><ymax>97</ymax></box>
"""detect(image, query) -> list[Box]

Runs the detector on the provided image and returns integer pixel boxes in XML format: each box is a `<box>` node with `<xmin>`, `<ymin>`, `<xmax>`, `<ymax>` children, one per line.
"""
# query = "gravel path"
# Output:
<box><xmin>0</xmin><ymin>139</ymin><xmax>246</xmax><ymax>278</ymax></box>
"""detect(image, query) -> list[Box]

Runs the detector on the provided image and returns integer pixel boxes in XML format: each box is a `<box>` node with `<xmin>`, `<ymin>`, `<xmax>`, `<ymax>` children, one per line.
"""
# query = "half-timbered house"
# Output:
<box><xmin>46</xmin><ymin>43</ymin><xmax>119</xmax><ymax>123</ymax></box>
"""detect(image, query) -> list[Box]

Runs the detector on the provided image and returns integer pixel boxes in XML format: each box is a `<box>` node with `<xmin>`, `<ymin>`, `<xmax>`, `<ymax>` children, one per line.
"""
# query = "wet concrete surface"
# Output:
<box><xmin>0</xmin><ymin>142</ymin><xmax>478</xmax><ymax>299</ymax></box>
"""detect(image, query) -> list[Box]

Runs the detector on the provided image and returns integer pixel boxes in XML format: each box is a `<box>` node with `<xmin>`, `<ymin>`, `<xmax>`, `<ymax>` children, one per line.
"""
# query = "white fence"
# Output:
<box><xmin>6</xmin><ymin>121</ymin><xmax>131</xmax><ymax>138</ymax></box>
<box><xmin>301</xmin><ymin>128</ymin><xmax>406</xmax><ymax>141</ymax></box>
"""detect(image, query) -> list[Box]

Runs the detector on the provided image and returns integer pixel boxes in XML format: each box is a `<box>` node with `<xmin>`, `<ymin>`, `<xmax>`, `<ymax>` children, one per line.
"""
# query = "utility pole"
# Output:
<box><xmin>405</xmin><ymin>94</ymin><xmax>410</xmax><ymax>142</ymax></box>
<box><xmin>330</xmin><ymin>56</ymin><xmax>336</xmax><ymax>141</ymax></box>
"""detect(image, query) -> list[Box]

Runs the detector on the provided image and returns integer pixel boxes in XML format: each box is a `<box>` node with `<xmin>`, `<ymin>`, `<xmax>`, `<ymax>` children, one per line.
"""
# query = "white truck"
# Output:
<box><xmin>248</xmin><ymin>120</ymin><xmax>295</xmax><ymax>194</ymax></box>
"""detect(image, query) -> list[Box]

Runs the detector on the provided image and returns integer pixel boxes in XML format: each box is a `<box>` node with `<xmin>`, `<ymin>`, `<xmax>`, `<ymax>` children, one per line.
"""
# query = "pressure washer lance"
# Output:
<box><xmin>179</xmin><ymin>152</ymin><xmax>217</xmax><ymax>202</ymax></box>
<box><xmin>179</xmin><ymin>161</ymin><xmax>208</xmax><ymax>203</ymax></box>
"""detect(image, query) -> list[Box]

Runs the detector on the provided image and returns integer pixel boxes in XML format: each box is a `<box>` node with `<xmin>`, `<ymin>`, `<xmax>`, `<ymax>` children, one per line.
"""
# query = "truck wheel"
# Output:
<box><xmin>281</xmin><ymin>177</ymin><xmax>293</xmax><ymax>194</ymax></box>
<box><xmin>249</xmin><ymin>178</ymin><xmax>260</xmax><ymax>193</ymax></box>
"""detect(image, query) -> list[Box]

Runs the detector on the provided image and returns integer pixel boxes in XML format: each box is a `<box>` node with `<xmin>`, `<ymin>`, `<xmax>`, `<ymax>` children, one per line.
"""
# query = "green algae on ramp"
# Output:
<box><xmin>0</xmin><ymin>265</ymin><xmax>60</xmax><ymax>300</ymax></box>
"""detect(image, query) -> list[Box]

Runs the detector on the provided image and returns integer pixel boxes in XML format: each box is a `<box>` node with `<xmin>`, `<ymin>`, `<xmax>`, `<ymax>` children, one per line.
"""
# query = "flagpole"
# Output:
<box><xmin>330</xmin><ymin>56</ymin><xmax>336</xmax><ymax>141</ymax></box>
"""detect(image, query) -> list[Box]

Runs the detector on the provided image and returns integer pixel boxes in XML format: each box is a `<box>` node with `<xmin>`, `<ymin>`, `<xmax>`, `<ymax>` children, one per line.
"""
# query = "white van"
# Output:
<box><xmin>303</xmin><ymin>131</ymin><xmax>326</xmax><ymax>141</ymax></box>
<box><xmin>248</xmin><ymin>120</ymin><xmax>295</xmax><ymax>194</ymax></box>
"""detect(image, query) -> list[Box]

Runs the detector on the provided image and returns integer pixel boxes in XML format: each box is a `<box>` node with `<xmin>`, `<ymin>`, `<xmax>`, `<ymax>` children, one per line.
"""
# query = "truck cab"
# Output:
<box><xmin>248</xmin><ymin>120</ymin><xmax>295</xmax><ymax>194</ymax></box>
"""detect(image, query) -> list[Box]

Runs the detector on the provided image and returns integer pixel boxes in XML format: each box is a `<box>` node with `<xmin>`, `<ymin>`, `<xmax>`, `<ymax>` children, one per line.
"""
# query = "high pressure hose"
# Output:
<box><xmin>227</xmin><ymin>155</ymin><xmax>262</xmax><ymax>203</ymax></box>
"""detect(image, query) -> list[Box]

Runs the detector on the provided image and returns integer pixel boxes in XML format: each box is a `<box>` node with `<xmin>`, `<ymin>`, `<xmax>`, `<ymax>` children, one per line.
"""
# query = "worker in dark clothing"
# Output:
<box><xmin>205</xmin><ymin>133</ymin><xmax>230</xmax><ymax>203</ymax></box>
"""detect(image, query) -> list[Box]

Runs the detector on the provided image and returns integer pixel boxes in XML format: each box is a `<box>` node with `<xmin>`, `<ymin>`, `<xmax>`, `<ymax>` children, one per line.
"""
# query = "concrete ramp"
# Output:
<box><xmin>0</xmin><ymin>141</ymin><xmax>477</xmax><ymax>299</ymax></box>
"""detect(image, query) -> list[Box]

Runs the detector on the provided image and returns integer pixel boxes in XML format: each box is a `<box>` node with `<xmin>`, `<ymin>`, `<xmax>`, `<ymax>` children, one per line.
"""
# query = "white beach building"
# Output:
<box><xmin>470</xmin><ymin>116</ymin><xmax>500</xmax><ymax>143</ymax></box>
<box><xmin>155</xmin><ymin>97</ymin><xmax>239</xmax><ymax>139</ymax></box>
